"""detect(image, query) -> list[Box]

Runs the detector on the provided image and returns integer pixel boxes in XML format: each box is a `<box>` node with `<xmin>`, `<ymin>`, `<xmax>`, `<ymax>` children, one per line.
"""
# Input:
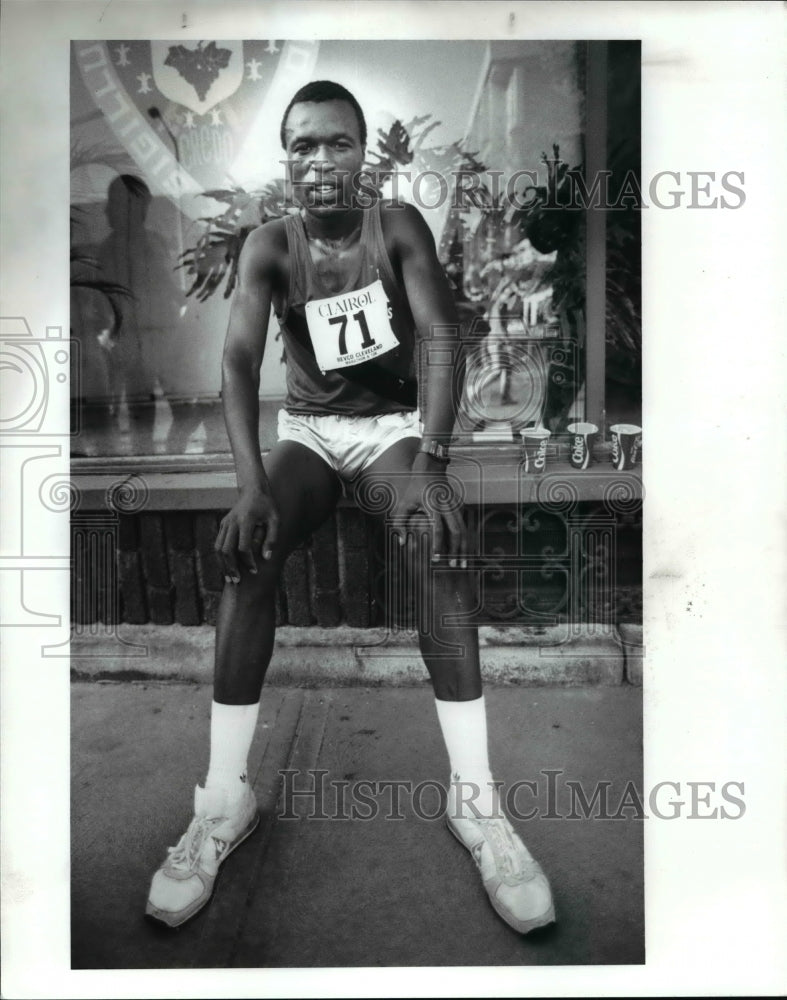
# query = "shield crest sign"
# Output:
<box><xmin>151</xmin><ymin>40</ymin><xmax>244</xmax><ymax>115</ymax></box>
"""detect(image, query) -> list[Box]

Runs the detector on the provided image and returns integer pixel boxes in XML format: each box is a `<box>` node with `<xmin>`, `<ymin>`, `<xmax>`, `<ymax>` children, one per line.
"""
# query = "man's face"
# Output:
<box><xmin>283</xmin><ymin>99</ymin><xmax>365</xmax><ymax>215</ymax></box>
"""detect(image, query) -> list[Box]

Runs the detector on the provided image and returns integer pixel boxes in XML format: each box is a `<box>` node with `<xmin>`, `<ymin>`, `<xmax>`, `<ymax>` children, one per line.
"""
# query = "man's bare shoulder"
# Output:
<box><xmin>238</xmin><ymin>217</ymin><xmax>290</xmax><ymax>287</ymax></box>
<box><xmin>243</xmin><ymin>218</ymin><xmax>288</xmax><ymax>264</ymax></box>
<box><xmin>378</xmin><ymin>199</ymin><xmax>436</xmax><ymax>259</ymax></box>
<box><xmin>378</xmin><ymin>198</ymin><xmax>429</xmax><ymax>231</ymax></box>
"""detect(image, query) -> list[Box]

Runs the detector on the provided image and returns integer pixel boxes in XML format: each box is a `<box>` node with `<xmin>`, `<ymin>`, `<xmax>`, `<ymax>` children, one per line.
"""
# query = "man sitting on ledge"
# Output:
<box><xmin>146</xmin><ymin>80</ymin><xmax>555</xmax><ymax>937</ymax></box>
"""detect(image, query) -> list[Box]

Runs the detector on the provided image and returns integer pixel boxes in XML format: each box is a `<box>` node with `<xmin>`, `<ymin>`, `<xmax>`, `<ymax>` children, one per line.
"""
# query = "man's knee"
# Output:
<box><xmin>225</xmin><ymin>557</ymin><xmax>283</xmax><ymax>602</ymax></box>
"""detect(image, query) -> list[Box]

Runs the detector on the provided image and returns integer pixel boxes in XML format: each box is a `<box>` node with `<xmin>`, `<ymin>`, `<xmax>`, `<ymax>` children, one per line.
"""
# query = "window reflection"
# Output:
<box><xmin>71</xmin><ymin>174</ymin><xmax>229</xmax><ymax>456</ymax></box>
<box><xmin>70</xmin><ymin>39</ymin><xmax>640</xmax><ymax>459</ymax></box>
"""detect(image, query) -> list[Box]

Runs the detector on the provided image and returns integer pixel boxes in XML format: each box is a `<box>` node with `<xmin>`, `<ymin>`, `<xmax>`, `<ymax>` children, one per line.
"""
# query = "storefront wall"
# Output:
<box><xmin>69</xmin><ymin>38</ymin><xmax>641</xmax><ymax>629</ymax></box>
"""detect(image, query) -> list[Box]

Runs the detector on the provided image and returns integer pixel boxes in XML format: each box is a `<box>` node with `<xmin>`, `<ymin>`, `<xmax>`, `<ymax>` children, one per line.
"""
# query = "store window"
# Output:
<box><xmin>70</xmin><ymin>39</ymin><xmax>640</xmax><ymax>464</ymax></box>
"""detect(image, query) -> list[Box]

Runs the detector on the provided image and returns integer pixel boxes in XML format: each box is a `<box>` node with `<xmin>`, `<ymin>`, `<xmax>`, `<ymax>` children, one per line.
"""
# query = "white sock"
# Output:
<box><xmin>434</xmin><ymin>695</ymin><xmax>499</xmax><ymax>818</ymax></box>
<box><xmin>204</xmin><ymin>700</ymin><xmax>260</xmax><ymax>799</ymax></box>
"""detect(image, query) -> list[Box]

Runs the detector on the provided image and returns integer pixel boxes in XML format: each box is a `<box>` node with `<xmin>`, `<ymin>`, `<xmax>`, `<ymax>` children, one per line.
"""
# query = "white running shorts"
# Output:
<box><xmin>276</xmin><ymin>408</ymin><xmax>423</xmax><ymax>481</ymax></box>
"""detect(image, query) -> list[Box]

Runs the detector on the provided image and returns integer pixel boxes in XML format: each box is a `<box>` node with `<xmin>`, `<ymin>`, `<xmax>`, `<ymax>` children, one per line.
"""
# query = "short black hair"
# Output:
<box><xmin>280</xmin><ymin>80</ymin><xmax>367</xmax><ymax>149</ymax></box>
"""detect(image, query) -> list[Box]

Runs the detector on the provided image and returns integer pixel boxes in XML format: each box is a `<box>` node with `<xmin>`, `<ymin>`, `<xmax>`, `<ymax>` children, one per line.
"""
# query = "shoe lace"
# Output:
<box><xmin>476</xmin><ymin>817</ymin><xmax>534</xmax><ymax>882</ymax></box>
<box><xmin>166</xmin><ymin>815</ymin><xmax>221</xmax><ymax>872</ymax></box>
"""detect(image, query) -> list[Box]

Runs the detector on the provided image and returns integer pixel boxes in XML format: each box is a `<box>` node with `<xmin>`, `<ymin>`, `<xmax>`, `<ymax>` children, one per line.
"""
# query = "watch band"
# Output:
<box><xmin>418</xmin><ymin>439</ymin><xmax>450</xmax><ymax>463</ymax></box>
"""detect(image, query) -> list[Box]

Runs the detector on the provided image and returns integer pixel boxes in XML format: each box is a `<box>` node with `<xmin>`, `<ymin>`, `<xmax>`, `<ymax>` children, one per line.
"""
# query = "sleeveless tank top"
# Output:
<box><xmin>274</xmin><ymin>200</ymin><xmax>418</xmax><ymax>416</ymax></box>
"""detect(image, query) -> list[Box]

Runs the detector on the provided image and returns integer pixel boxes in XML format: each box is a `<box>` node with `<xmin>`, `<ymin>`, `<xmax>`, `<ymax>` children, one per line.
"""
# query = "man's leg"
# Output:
<box><xmin>203</xmin><ymin>440</ymin><xmax>341</xmax><ymax>795</ymax></box>
<box><xmin>146</xmin><ymin>441</ymin><xmax>341</xmax><ymax>927</ymax></box>
<box><xmin>356</xmin><ymin>436</ymin><xmax>490</xmax><ymax>790</ymax></box>
<box><xmin>213</xmin><ymin>441</ymin><xmax>342</xmax><ymax>702</ymax></box>
<box><xmin>356</xmin><ymin>437</ymin><xmax>555</xmax><ymax>934</ymax></box>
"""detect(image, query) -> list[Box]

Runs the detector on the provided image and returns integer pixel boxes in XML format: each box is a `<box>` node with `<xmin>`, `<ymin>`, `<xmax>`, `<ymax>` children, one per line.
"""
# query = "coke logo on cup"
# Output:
<box><xmin>611</xmin><ymin>434</ymin><xmax>619</xmax><ymax>462</ymax></box>
<box><xmin>571</xmin><ymin>435</ymin><xmax>585</xmax><ymax>464</ymax></box>
<box><xmin>535</xmin><ymin>438</ymin><xmax>547</xmax><ymax>470</ymax></box>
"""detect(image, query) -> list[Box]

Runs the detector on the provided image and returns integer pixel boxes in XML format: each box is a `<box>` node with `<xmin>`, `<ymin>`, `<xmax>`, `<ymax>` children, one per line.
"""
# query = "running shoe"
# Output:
<box><xmin>446</xmin><ymin>809</ymin><xmax>555</xmax><ymax>934</ymax></box>
<box><xmin>146</xmin><ymin>783</ymin><xmax>259</xmax><ymax>928</ymax></box>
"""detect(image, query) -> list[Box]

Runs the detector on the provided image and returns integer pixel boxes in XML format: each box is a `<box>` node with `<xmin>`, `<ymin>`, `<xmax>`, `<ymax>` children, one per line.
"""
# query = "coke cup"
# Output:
<box><xmin>609</xmin><ymin>423</ymin><xmax>642</xmax><ymax>470</ymax></box>
<box><xmin>520</xmin><ymin>427</ymin><xmax>551</xmax><ymax>474</ymax></box>
<box><xmin>566</xmin><ymin>421</ymin><xmax>598</xmax><ymax>470</ymax></box>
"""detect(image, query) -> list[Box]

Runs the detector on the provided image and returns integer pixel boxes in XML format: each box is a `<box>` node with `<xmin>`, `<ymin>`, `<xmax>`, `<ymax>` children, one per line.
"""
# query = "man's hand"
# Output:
<box><xmin>390</xmin><ymin>457</ymin><xmax>467</xmax><ymax>568</ymax></box>
<box><xmin>215</xmin><ymin>486</ymin><xmax>279</xmax><ymax>584</ymax></box>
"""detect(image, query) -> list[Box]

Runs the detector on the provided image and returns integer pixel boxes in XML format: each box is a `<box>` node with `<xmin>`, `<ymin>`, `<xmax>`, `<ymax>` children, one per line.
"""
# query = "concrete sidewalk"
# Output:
<box><xmin>71</xmin><ymin>680</ymin><xmax>644</xmax><ymax>969</ymax></box>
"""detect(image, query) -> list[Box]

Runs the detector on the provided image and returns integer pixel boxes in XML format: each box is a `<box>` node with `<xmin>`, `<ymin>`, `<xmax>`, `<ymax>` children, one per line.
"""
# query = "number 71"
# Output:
<box><xmin>328</xmin><ymin>309</ymin><xmax>376</xmax><ymax>356</ymax></box>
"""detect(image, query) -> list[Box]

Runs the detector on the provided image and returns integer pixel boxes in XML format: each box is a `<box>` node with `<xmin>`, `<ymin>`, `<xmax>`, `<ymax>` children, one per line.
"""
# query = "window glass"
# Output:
<box><xmin>70</xmin><ymin>40</ymin><xmax>638</xmax><ymax>460</ymax></box>
<box><xmin>604</xmin><ymin>41</ymin><xmax>642</xmax><ymax>430</ymax></box>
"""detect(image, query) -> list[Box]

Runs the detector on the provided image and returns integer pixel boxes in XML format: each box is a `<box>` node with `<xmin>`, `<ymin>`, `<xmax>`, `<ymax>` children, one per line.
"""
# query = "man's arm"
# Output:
<box><xmin>387</xmin><ymin>202</ymin><xmax>463</xmax><ymax>447</ymax></box>
<box><xmin>384</xmin><ymin>202</ymin><xmax>468</xmax><ymax>565</ymax></box>
<box><xmin>214</xmin><ymin>224</ymin><xmax>281</xmax><ymax>581</ymax></box>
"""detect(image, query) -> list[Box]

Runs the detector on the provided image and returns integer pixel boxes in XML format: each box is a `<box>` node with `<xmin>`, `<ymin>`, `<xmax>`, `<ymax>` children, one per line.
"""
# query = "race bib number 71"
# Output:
<box><xmin>304</xmin><ymin>279</ymin><xmax>399</xmax><ymax>372</ymax></box>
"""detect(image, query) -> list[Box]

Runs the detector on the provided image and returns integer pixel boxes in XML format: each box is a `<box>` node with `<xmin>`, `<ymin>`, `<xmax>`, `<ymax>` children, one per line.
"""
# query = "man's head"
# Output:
<box><xmin>280</xmin><ymin>81</ymin><xmax>367</xmax><ymax>214</ymax></box>
<box><xmin>280</xmin><ymin>80</ymin><xmax>367</xmax><ymax>150</ymax></box>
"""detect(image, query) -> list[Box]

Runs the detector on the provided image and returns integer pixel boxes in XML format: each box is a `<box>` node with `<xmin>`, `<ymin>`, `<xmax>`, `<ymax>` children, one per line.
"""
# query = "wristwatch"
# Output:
<box><xmin>418</xmin><ymin>439</ymin><xmax>450</xmax><ymax>463</ymax></box>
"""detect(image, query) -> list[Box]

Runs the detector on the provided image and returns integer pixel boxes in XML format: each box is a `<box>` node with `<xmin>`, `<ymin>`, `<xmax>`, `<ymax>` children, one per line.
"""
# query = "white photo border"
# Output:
<box><xmin>1</xmin><ymin>1</ymin><xmax>785</xmax><ymax>997</ymax></box>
